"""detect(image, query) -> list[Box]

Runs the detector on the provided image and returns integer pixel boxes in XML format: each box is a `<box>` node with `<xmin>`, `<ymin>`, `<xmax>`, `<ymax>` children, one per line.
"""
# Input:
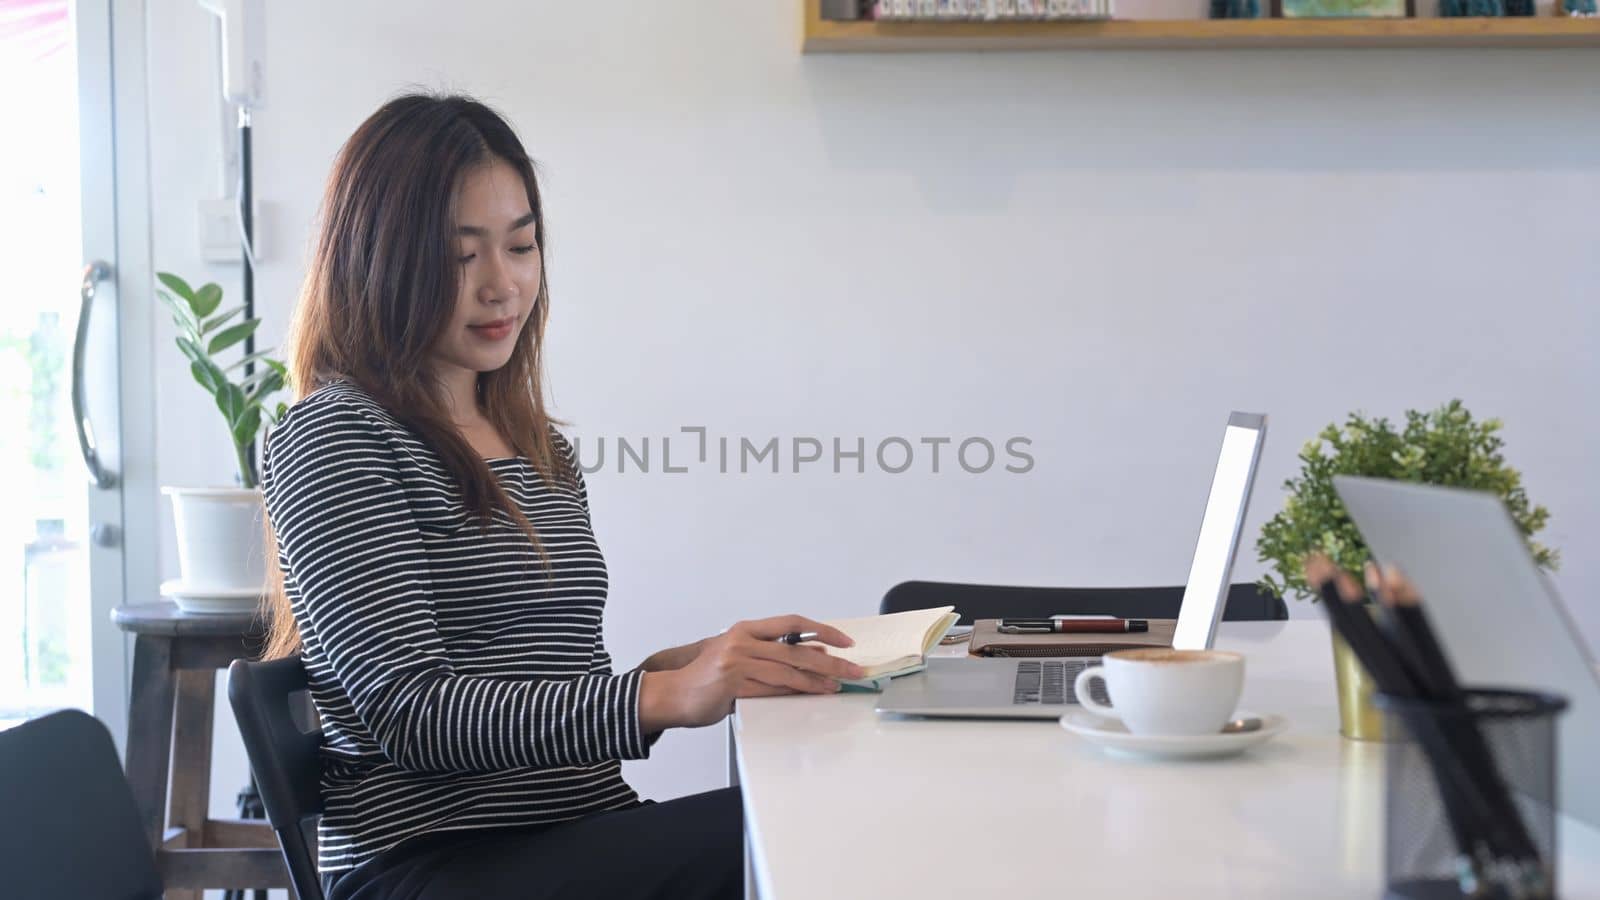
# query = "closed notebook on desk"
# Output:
<box><xmin>969</xmin><ymin>618</ymin><xmax>1176</xmax><ymax>657</ymax></box>
<box><xmin>811</xmin><ymin>606</ymin><xmax>959</xmax><ymax>688</ymax></box>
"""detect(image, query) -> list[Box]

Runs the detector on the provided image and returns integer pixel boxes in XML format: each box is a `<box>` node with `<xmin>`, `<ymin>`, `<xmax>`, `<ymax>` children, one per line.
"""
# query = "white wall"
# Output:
<box><xmin>143</xmin><ymin>0</ymin><xmax>1599</xmax><ymax>808</ymax></box>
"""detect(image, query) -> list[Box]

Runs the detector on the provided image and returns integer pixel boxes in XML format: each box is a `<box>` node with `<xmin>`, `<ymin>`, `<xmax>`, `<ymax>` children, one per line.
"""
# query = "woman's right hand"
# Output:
<box><xmin>639</xmin><ymin>616</ymin><xmax>866</xmax><ymax>730</ymax></box>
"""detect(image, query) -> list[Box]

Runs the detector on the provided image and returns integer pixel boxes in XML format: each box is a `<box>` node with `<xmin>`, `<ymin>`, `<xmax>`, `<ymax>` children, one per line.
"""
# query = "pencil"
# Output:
<box><xmin>1310</xmin><ymin>561</ymin><xmax>1495</xmax><ymax>880</ymax></box>
<box><xmin>1374</xmin><ymin>565</ymin><xmax>1546</xmax><ymax>888</ymax></box>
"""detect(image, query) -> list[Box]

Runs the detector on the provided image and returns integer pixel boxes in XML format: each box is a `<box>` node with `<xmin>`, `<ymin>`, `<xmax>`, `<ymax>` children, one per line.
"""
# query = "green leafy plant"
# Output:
<box><xmin>156</xmin><ymin>272</ymin><xmax>288</xmax><ymax>489</ymax></box>
<box><xmin>1257</xmin><ymin>400</ymin><xmax>1557</xmax><ymax>602</ymax></box>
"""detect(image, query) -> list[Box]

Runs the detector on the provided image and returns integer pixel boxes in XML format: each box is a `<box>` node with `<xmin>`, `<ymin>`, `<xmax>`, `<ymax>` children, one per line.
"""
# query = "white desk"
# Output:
<box><xmin>732</xmin><ymin>621</ymin><xmax>1600</xmax><ymax>899</ymax></box>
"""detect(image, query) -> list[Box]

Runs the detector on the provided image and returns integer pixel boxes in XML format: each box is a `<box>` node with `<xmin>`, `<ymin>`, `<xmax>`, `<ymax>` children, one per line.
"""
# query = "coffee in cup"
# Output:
<box><xmin>1072</xmin><ymin>648</ymin><xmax>1244</xmax><ymax>736</ymax></box>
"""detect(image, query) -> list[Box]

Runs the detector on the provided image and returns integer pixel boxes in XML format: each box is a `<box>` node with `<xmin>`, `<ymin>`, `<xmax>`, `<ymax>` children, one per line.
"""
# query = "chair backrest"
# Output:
<box><xmin>880</xmin><ymin>580</ymin><xmax>1288</xmax><ymax>625</ymax></box>
<box><xmin>227</xmin><ymin>656</ymin><xmax>325</xmax><ymax>900</ymax></box>
<box><xmin>0</xmin><ymin>709</ymin><xmax>164</xmax><ymax>900</ymax></box>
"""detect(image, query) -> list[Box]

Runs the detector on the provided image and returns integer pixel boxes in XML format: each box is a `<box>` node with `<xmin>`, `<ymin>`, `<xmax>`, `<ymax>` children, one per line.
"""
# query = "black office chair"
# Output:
<box><xmin>227</xmin><ymin>656</ymin><xmax>326</xmax><ymax>900</ymax></box>
<box><xmin>0</xmin><ymin>709</ymin><xmax>164</xmax><ymax>900</ymax></box>
<box><xmin>880</xmin><ymin>580</ymin><xmax>1288</xmax><ymax>625</ymax></box>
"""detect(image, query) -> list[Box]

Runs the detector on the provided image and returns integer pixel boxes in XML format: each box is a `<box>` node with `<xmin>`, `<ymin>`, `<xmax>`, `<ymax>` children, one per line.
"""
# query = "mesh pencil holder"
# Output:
<box><xmin>1376</xmin><ymin>688</ymin><xmax>1569</xmax><ymax>900</ymax></box>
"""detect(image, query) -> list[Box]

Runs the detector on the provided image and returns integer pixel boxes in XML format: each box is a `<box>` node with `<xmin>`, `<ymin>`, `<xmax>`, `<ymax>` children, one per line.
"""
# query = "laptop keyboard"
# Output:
<box><xmin>1012</xmin><ymin>660</ymin><xmax>1107</xmax><ymax>706</ymax></box>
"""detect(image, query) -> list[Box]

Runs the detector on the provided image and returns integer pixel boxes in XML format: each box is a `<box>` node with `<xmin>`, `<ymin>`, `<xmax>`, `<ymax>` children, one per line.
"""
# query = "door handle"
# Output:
<box><xmin>73</xmin><ymin>260</ymin><xmax>117</xmax><ymax>489</ymax></box>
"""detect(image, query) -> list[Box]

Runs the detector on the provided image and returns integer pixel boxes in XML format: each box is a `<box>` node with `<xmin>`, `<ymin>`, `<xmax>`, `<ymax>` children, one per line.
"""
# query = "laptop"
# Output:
<box><xmin>876</xmin><ymin>412</ymin><xmax>1268</xmax><ymax>719</ymax></box>
<box><xmin>1334</xmin><ymin>476</ymin><xmax>1600</xmax><ymax>829</ymax></box>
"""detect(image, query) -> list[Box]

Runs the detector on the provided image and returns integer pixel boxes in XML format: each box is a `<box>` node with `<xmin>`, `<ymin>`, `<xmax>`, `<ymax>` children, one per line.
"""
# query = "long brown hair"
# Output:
<box><xmin>262</xmin><ymin>93</ymin><xmax>568</xmax><ymax>660</ymax></box>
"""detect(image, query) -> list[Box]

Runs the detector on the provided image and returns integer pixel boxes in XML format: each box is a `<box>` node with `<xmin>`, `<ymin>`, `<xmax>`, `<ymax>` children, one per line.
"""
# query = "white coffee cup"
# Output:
<box><xmin>1072</xmin><ymin>648</ymin><xmax>1245</xmax><ymax>736</ymax></box>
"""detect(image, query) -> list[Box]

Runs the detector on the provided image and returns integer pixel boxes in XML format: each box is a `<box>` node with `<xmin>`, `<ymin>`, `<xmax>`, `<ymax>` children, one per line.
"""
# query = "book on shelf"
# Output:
<box><xmin>863</xmin><ymin>0</ymin><xmax>1115</xmax><ymax>20</ymax></box>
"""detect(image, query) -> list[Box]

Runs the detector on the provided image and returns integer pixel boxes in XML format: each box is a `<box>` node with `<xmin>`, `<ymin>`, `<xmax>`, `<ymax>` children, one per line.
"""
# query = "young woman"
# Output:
<box><xmin>259</xmin><ymin>93</ymin><xmax>865</xmax><ymax>900</ymax></box>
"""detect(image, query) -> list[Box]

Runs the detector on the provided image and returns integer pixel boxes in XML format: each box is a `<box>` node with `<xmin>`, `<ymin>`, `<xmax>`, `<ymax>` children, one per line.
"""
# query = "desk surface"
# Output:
<box><xmin>732</xmin><ymin>620</ymin><xmax>1600</xmax><ymax>900</ymax></box>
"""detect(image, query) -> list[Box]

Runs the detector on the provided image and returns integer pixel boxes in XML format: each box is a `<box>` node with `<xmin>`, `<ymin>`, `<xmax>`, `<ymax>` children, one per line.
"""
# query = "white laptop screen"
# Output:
<box><xmin>1172</xmin><ymin>414</ymin><xmax>1266</xmax><ymax>651</ymax></box>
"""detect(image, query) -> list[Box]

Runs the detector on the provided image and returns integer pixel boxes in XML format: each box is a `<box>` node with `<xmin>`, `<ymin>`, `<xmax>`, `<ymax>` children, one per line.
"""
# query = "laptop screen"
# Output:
<box><xmin>1172</xmin><ymin>413</ymin><xmax>1267</xmax><ymax>651</ymax></box>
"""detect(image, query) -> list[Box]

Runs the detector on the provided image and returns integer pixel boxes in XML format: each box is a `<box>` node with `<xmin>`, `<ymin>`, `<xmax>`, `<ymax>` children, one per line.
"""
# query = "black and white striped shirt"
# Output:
<box><xmin>261</xmin><ymin>380</ymin><xmax>647</xmax><ymax>874</ymax></box>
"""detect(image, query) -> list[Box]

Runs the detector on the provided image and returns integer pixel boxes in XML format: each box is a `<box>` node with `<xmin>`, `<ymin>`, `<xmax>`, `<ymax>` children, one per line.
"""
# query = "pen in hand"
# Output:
<box><xmin>767</xmin><ymin>626</ymin><xmax>866</xmax><ymax>681</ymax></box>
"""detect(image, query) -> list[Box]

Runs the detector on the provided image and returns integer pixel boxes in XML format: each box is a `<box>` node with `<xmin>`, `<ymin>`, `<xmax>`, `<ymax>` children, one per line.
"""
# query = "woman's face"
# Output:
<box><xmin>431</xmin><ymin>158</ymin><xmax>542</xmax><ymax>383</ymax></box>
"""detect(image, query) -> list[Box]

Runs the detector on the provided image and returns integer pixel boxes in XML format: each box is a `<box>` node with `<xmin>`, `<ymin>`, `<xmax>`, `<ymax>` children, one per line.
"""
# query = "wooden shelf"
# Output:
<box><xmin>803</xmin><ymin>0</ymin><xmax>1600</xmax><ymax>49</ymax></box>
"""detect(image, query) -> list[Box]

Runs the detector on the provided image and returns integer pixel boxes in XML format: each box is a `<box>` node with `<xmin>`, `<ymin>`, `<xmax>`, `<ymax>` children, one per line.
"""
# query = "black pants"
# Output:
<box><xmin>324</xmin><ymin>787</ymin><xmax>743</xmax><ymax>900</ymax></box>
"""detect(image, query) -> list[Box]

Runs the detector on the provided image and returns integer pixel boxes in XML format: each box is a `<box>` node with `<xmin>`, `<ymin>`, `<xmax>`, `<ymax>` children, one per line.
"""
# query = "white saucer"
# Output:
<box><xmin>1060</xmin><ymin>710</ymin><xmax>1287</xmax><ymax>760</ymax></box>
<box><xmin>160</xmin><ymin>579</ymin><xmax>262</xmax><ymax>614</ymax></box>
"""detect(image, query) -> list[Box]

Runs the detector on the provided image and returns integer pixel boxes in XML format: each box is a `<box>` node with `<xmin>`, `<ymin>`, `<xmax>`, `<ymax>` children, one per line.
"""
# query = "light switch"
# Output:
<box><xmin>198</xmin><ymin>197</ymin><xmax>264</xmax><ymax>264</ymax></box>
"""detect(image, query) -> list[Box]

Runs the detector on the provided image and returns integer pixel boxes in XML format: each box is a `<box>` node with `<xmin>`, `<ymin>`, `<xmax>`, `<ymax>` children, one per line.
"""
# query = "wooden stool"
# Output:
<box><xmin>113</xmin><ymin>603</ymin><xmax>289</xmax><ymax>898</ymax></box>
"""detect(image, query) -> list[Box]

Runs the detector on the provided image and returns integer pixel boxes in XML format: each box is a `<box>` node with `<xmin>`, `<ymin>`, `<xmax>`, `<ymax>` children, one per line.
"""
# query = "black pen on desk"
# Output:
<box><xmin>775</xmin><ymin>631</ymin><xmax>819</xmax><ymax>645</ymax></box>
<box><xmin>998</xmin><ymin>618</ymin><xmax>1149</xmax><ymax>634</ymax></box>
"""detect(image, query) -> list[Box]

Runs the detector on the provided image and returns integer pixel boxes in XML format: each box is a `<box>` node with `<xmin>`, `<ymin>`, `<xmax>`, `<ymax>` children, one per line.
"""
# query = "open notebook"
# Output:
<box><xmin>808</xmin><ymin>606</ymin><xmax>959</xmax><ymax>690</ymax></box>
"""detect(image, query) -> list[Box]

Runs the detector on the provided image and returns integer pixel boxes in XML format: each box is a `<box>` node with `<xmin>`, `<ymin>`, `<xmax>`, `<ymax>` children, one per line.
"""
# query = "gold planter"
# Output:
<box><xmin>1331</xmin><ymin>620</ymin><xmax>1385</xmax><ymax>741</ymax></box>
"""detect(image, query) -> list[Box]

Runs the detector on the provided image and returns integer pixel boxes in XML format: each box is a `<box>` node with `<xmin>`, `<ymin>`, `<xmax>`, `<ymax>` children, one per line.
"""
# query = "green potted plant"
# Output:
<box><xmin>156</xmin><ymin>272</ymin><xmax>289</xmax><ymax>612</ymax></box>
<box><xmin>1256</xmin><ymin>400</ymin><xmax>1556</xmax><ymax>740</ymax></box>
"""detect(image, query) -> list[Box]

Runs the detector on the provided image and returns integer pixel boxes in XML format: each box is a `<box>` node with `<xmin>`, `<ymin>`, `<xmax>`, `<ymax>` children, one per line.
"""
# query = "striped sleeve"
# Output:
<box><xmin>554</xmin><ymin>431</ymin><xmax>616</xmax><ymax>679</ymax></box>
<box><xmin>550</xmin><ymin>429</ymin><xmax>592</xmax><ymax>520</ymax></box>
<box><xmin>262</xmin><ymin>399</ymin><xmax>649</xmax><ymax>772</ymax></box>
<box><xmin>553</xmin><ymin>430</ymin><xmax>663</xmax><ymax>749</ymax></box>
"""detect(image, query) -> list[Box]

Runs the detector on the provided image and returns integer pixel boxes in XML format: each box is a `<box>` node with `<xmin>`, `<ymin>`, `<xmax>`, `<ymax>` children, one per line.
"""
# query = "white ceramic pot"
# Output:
<box><xmin>162</xmin><ymin>486</ymin><xmax>267</xmax><ymax>610</ymax></box>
